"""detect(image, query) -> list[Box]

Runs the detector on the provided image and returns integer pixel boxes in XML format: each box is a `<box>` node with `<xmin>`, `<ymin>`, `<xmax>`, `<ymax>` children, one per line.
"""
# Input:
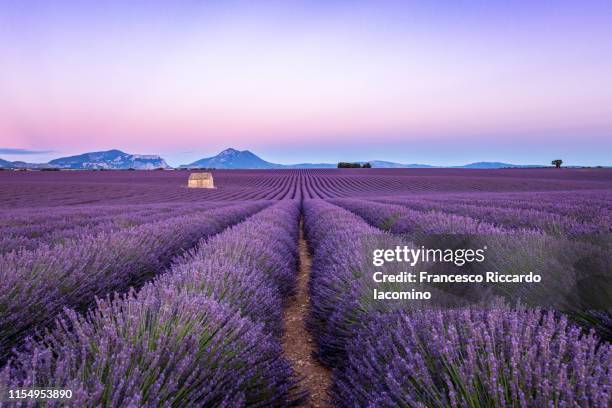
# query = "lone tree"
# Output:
<box><xmin>551</xmin><ymin>159</ymin><xmax>563</xmax><ymax>168</ymax></box>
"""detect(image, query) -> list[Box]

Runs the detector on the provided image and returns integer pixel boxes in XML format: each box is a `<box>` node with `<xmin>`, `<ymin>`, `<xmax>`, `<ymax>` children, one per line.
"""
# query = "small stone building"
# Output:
<box><xmin>188</xmin><ymin>172</ymin><xmax>214</xmax><ymax>188</ymax></box>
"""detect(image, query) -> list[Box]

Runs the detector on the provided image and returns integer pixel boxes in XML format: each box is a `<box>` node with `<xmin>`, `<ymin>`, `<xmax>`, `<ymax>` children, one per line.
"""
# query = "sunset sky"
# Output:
<box><xmin>1</xmin><ymin>1</ymin><xmax>611</xmax><ymax>166</ymax></box>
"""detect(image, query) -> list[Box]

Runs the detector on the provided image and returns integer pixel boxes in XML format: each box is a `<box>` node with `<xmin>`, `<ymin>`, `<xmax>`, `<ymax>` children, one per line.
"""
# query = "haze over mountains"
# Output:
<box><xmin>0</xmin><ymin>148</ymin><xmax>545</xmax><ymax>169</ymax></box>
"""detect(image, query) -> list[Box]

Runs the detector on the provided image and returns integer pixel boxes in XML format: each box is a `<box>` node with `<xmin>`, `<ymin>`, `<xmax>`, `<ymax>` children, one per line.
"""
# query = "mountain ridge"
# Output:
<box><xmin>181</xmin><ymin>149</ymin><xmax>542</xmax><ymax>169</ymax></box>
<box><xmin>182</xmin><ymin>148</ymin><xmax>283</xmax><ymax>169</ymax></box>
<box><xmin>48</xmin><ymin>149</ymin><xmax>170</xmax><ymax>169</ymax></box>
<box><xmin>1</xmin><ymin>148</ymin><xmax>547</xmax><ymax>169</ymax></box>
<box><xmin>454</xmin><ymin>161</ymin><xmax>541</xmax><ymax>169</ymax></box>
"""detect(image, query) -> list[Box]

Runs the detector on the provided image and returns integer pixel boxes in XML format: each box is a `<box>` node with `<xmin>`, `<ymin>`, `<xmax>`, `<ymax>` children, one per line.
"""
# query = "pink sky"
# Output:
<box><xmin>1</xmin><ymin>1</ymin><xmax>611</xmax><ymax>166</ymax></box>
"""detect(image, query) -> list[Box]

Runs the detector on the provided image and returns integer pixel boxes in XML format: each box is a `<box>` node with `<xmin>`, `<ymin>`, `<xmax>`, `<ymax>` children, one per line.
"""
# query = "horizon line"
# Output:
<box><xmin>2</xmin><ymin>146</ymin><xmax>611</xmax><ymax>168</ymax></box>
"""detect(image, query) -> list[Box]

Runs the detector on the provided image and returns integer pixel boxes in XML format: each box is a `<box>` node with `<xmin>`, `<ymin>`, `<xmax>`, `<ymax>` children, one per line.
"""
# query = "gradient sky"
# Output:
<box><xmin>1</xmin><ymin>1</ymin><xmax>611</xmax><ymax>166</ymax></box>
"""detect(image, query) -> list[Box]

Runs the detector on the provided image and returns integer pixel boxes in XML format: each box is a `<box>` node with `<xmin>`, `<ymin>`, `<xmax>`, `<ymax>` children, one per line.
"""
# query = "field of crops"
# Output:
<box><xmin>2</xmin><ymin>168</ymin><xmax>610</xmax><ymax>207</ymax></box>
<box><xmin>0</xmin><ymin>168</ymin><xmax>610</xmax><ymax>407</ymax></box>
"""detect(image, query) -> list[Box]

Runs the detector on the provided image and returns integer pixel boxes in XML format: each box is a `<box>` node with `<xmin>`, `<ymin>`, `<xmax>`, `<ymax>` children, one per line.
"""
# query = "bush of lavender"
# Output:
<box><xmin>0</xmin><ymin>202</ymin><xmax>266</xmax><ymax>359</ymax></box>
<box><xmin>331</xmin><ymin>197</ymin><xmax>612</xmax><ymax>336</ymax></box>
<box><xmin>409</xmin><ymin>190</ymin><xmax>611</xmax><ymax>225</ymax></box>
<box><xmin>330</xmin><ymin>198</ymin><xmax>512</xmax><ymax>236</ymax></box>
<box><xmin>303</xmin><ymin>199</ymin><xmax>383</xmax><ymax>366</ymax></box>
<box><xmin>378</xmin><ymin>197</ymin><xmax>609</xmax><ymax>237</ymax></box>
<box><xmin>0</xmin><ymin>201</ymin><xmax>228</xmax><ymax>253</ymax></box>
<box><xmin>156</xmin><ymin>200</ymin><xmax>300</xmax><ymax>336</ymax></box>
<box><xmin>305</xmin><ymin>199</ymin><xmax>611</xmax><ymax>369</ymax></box>
<box><xmin>159</xmin><ymin>258</ymin><xmax>285</xmax><ymax>336</ymax></box>
<box><xmin>335</xmin><ymin>309</ymin><xmax>611</xmax><ymax>407</ymax></box>
<box><xmin>1</xmin><ymin>288</ymin><xmax>297</xmax><ymax>407</ymax></box>
<box><xmin>0</xmin><ymin>201</ymin><xmax>303</xmax><ymax>406</ymax></box>
<box><xmin>184</xmin><ymin>200</ymin><xmax>300</xmax><ymax>298</ymax></box>
<box><xmin>304</xmin><ymin>201</ymin><xmax>478</xmax><ymax>365</ymax></box>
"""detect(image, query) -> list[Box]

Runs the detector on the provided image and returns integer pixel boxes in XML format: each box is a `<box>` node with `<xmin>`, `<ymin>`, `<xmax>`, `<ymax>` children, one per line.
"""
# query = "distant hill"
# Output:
<box><xmin>181</xmin><ymin>149</ymin><xmax>539</xmax><ymax>169</ymax></box>
<box><xmin>0</xmin><ymin>158</ymin><xmax>57</xmax><ymax>169</ymax></box>
<box><xmin>183</xmin><ymin>148</ymin><xmax>281</xmax><ymax>169</ymax></box>
<box><xmin>1</xmin><ymin>147</ymin><xmax>549</xmax><ymax>170</ymax></box>
<box><xmin>182</xmin><ymin>149</ymin><xmax>436</xmax><ymax>169</ymax></box>
<box><xmin>49</xmin><ymin>149</ymin><xmax>170</xmax><ymax>169</ymax></box>
<box><xmin>457</xmin><ymin>162</ymin><xmax>542</xmax><ymax>169</ymax></box>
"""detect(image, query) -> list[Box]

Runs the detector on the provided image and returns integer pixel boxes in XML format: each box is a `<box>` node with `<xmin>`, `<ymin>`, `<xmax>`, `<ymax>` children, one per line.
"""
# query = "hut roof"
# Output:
<box><xmin>188</xmin><ymin>172</ymin><xmax>213</xmax><ymax>180</ymax></box>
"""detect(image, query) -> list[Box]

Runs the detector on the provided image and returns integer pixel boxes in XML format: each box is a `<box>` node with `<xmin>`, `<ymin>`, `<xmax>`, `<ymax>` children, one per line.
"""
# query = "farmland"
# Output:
<box><xmin>1</xmin><ymin>168</ymin><xmax>610</xmax><ymax>206</ymax></box>
<box><xmin>0</xmin><ymin>168</ymin><xmax>610</xmax><ymax>407</ymax></box>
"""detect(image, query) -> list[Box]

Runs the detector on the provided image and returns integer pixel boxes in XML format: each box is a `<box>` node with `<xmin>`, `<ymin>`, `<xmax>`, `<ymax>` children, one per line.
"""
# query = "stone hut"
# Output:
<box><xmin>188</xmin><ymin>172</ymin><xmax>214</xmax><ymax>188</ymax></box>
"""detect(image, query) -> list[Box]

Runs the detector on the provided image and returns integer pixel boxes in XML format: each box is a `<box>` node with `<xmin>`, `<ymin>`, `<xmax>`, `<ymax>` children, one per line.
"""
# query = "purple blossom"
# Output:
<box><xmin>2</xmin><ymin>289</ymin><xmax>297</xmax><ymax>407</ymax></box>
<box><xmin>0</xmin><ymin>201</ymin><xmax>304</xmax><ymax>405</ymax></box>
<box><xmin>0</xmin><ymin>203</ymin><xmax>267</xmax><ymax>359</ymax></box>
<box><xmin>334</xmin><ymin>309</ymin><xmax>611</xmax><ymax>407</ymax></box>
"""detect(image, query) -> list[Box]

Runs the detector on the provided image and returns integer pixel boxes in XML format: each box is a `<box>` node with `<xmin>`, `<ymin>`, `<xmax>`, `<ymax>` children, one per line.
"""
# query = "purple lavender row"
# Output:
<box><xmin>329</xmin><ymin>198</ymin><xmax>523</xmax><ymax>235</ymax></box>
<box><xmin>334</xmin><ymin>197</ymin><xmax>612</xmax><ymax>341</ymax></box>
<box><xmin>335</xmin><ymin>309</ymin><xmax>611</xmax><ymax>407</ymax></box>
<box><xmin>303</xmin><ymin>200</ymin><xmax>455</xmax><ymax>366</ymax></box>
<box><xmin>0</xmin><ymin>201</ymin><xmax>216</xmax><ymax>225</ymax></box>
<box><xmin>0</xmin><ymin>202</ymin><xmax>267</xmax><ymax>359</ymax></box>
<box><xmin>3</xmin><ymin>168</ymin><xmax>611</xmax><ymax>207</ymax></box>
<box><xmin>410</xmin><ymin>189</ymin><xmax>611</xmax><ymax>224</ymax></box>
<box><xmin>376</xmin><ymin>195</ymin><xmax>610</xmax><ymax>236</ymax></box>
<box><xmin>156</xmin><ymin>199</ymin><xmax>301</xmax><ymax>336</ymax></box>
<box><xmin>1</xmin><ymin>201</ymin><xmax>302</xmax><ymax>406</ymax></box>
<box><xmin>0</xmin><ymin>201</ymin><xmax>230</xmax><ymax>254</ymax></box>
<box><xmin>0</xmin><ymin>201</ymin><xmax>222</xmax><ymax>231</ymax></box>
<box><xmin>304</xmin><ymin>200</ymin><xmax>611</xmax><ymax>407</ymax></box>
<box><xmin>303</xmin><ymin>199</ymin><xmax>386</xmax><ymax>366</ymax></box>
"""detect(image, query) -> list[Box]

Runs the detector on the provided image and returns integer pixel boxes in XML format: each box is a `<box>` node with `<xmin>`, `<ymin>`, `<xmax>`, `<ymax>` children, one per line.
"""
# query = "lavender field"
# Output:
<box><xmin>0</xmin><ymin>168</ymin><xmax>610</xmax><ymax>407</ymax></box>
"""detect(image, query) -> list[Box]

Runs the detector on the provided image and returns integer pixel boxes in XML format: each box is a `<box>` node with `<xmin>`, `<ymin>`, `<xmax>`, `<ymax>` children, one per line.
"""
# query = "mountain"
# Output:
<box><xmin>183</xmin><ymin>148</ymin><xmax>282</xmax><ymax>169</ymax></box>
<box><xmin>457</xmin><ymin>162</ymin><xmax>542</xmax><ymax>169</ymax></box>
<box><xmin>182</xmin><ymin>149</ymin><xmax>544</xmax><ymax>169</ymax></box>
<box><xmin>183</xmin><ymin>149</ymin><xmax>436</xmax><ymax>169</ymax></box>
<box><xmin>0</xmin><ymin>158</ymin><xmax>57</xmax><ymax>169</ymax></box>
<box><xmin>11</xmin><ymin>161</ymin><xmax>59</xmax><ymax>169</ymax></box>
<box><xmin>2</xmin><ymin>148</ymin><xmax>548</xmax><ymax>170</ymax></box>
<box><xmin>49</xmin><ymin>149</ymin><xmax>170</xmax><ymax>169</ymax></box>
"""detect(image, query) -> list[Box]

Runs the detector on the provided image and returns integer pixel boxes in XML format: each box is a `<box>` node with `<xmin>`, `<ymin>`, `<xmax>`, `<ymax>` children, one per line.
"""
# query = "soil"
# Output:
<box><xmin>282</xmin><ymin>219</ymin><xmax>332</xmax><ymax>407</ymax></box>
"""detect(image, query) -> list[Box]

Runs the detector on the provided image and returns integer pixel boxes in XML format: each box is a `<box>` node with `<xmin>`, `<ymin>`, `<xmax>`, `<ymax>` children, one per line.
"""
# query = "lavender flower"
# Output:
<box><xmin>0</xmin><ymin>201</ymin><xmax>304</xmax><ymax>406</ymax></box>
<box><xmin>335</xmin><ymin>309</ymin><xmax>611</xmax><ymax>407</ymax></box>
<box><xmin>0</xmin><ymin>203</ymin><xmax>267</xmax><ymax>359</ymax></box>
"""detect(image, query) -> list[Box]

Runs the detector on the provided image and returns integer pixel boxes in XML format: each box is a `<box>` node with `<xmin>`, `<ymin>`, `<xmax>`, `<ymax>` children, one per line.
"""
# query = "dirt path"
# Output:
<box><xmin>282</xmin><ymin>219</ymin><xmax>332</xmax><ymax>407</ymax></box>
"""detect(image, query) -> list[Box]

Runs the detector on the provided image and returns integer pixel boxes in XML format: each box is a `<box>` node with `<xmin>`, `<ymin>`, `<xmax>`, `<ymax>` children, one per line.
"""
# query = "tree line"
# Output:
<box><xmin>337</xmin><ymin>162</ymin><xmax>372</xmax><ymax>168</ymax></box>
